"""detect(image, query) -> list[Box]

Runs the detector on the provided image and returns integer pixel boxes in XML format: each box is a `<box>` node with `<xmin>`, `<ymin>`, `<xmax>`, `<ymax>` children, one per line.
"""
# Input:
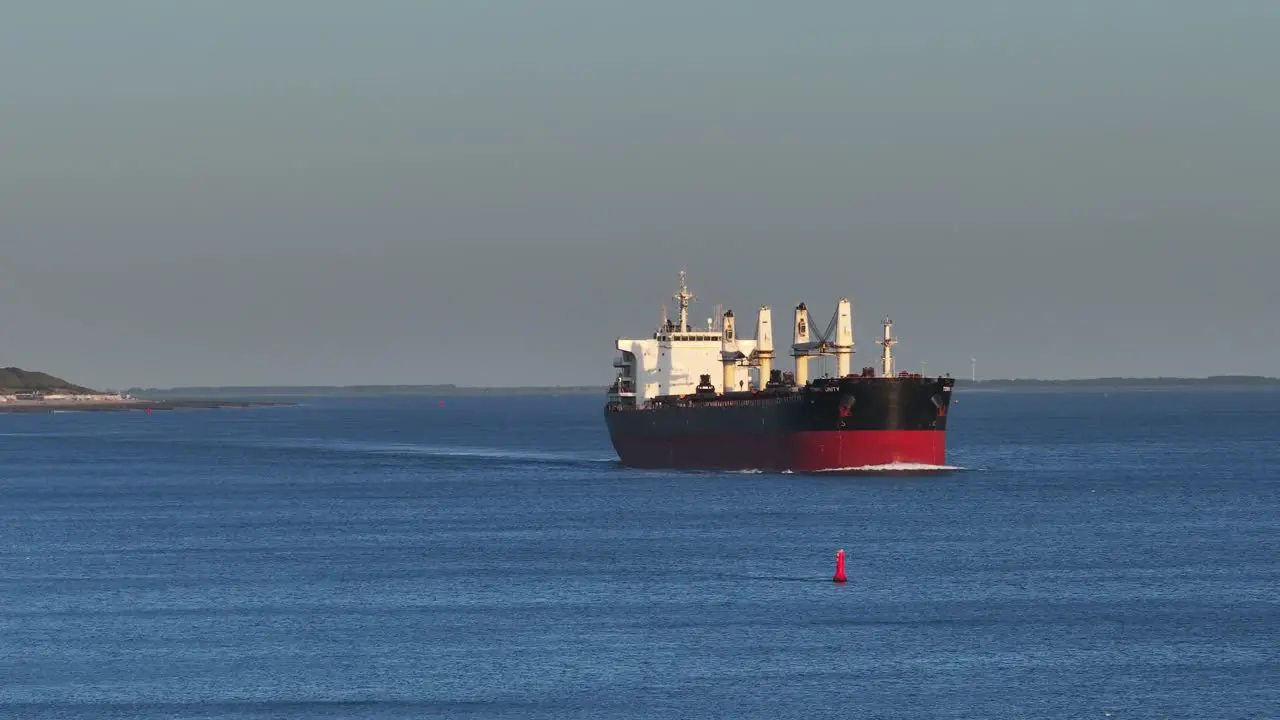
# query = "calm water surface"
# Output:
<box><xmin>1</xmin><ymin>390</ymin><xmax>1277</xmax><ymax>718</ymax></box>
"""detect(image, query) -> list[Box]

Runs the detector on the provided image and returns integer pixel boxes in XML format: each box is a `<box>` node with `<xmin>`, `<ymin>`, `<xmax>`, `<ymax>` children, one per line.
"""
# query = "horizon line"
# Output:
<box><xmin>120</xmin><ymin>374</ymin><xmax>1280</xmax><ymax>392</ymax></box>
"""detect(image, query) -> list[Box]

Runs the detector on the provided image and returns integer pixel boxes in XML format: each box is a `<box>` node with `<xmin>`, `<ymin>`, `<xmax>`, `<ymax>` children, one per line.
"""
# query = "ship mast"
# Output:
<box><xmin>673</xmin><ymin>269</ymin><xmax>695</xmax><ymax>332</ymax></box>
<box><xmin>876</xmin><ymin>316</ymin><xmax>898</xmax><ymax>377</ymax></box>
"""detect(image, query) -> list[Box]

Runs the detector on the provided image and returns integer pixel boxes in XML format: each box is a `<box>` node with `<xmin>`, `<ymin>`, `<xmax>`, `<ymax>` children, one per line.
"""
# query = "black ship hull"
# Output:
<box><xmin>605</xmin><ymin>375</ymin><xmax>955</xmax><ymax>471</ymax></box>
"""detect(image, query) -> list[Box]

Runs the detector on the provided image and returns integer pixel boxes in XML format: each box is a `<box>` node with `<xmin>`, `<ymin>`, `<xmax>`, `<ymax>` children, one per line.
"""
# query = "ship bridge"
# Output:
<box><xmin>610</xmin><ymin>271</ymin><xmax>765</xmax><ymax>404</ymax></box>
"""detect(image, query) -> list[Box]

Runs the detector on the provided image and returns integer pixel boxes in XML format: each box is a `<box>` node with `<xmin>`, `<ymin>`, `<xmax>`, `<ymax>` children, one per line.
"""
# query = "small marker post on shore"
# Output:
<box><xmin>832</xmin><ymin>548</ymin><xmax>847</xmax><ymax>583</ymax></box>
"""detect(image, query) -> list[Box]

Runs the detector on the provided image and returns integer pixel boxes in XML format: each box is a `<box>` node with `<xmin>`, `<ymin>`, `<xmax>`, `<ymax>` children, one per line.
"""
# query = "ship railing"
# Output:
<box><xmin>626</xmin><ymin>393</ymin><xmax>798</xmax><ymax>411</ymax></box>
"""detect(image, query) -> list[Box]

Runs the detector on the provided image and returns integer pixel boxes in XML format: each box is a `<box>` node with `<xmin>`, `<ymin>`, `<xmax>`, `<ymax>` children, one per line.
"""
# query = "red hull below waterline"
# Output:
<box><xmin>608</xmin><ymin>429</ymin><xmax>946</xmax><ymax>472</ymax></box>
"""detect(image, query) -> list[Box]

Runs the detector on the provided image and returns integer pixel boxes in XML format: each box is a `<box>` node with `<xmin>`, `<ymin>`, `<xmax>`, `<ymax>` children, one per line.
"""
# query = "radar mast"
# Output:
<box><xmin>673</xmin><ymin>269</ymin><xmax>696</xmax><ymax>332</ymax></box>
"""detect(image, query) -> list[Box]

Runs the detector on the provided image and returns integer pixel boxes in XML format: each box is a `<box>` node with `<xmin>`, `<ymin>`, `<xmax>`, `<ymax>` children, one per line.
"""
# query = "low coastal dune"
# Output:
<box><xmin>0</xmin><ymin>367</ymin><xmax>289</xmax><ymax>413</ymax></box>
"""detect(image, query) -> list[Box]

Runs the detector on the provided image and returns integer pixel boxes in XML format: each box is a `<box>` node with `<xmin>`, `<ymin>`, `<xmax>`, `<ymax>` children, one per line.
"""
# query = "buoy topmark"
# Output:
<box><xmin>832</xmin><ymin>548</ymin><xmax>847</xmax><ymax>583</ymax></box>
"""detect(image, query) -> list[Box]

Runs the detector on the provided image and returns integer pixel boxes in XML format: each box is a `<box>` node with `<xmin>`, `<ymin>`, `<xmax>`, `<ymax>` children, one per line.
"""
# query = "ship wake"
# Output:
<box><xmin>257</xmin><ymin>438</ymin><xmax>617</xmax><ymax>468</ymax></box>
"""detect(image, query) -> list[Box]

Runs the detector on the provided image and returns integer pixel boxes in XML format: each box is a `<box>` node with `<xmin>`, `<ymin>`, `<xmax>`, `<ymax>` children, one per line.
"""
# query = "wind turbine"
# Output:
<box><xmin>971</xmin><ymin>357</ymin><xmax>977</xmax><ymax>383</ymax></box>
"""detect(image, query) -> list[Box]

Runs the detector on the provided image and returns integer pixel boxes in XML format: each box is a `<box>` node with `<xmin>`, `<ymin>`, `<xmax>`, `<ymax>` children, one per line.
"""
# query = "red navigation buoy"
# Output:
<box><xmin>832</xmin><ymin>548</ymin><xmax>847</xmax><ymax>583</ymax></box>
<box><xmin>145</xmin><ymin>408</ymin><xmax>151</xmax><ymax>415</ymax></box>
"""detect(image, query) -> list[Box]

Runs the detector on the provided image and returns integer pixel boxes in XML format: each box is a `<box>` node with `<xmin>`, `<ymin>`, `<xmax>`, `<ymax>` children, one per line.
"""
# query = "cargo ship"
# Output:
<box><xmin>604</xmin><ymin>271</ymin><xmax>955</xmax><ymax>472</ymax></box>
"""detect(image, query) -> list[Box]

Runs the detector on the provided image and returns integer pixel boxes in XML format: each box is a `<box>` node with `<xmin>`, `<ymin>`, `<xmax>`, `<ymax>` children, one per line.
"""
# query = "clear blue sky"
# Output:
<box><xmin>2</xmin><ymin>1</ymin><xmax>1277</xmax><ymax>388</ymax></box>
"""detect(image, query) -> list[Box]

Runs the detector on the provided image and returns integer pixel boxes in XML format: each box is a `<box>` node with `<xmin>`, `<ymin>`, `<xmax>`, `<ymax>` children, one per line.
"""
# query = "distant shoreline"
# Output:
<box><xmin>120</xmin><ymin>375</ymin><xmax>1280</xmax><ymax>399</ymax></box>
<box><xmin>957</xmin><ymin>376</ymin><xmax>1280</xmax><ymax>391</ymax></box>
<box><xmin>0</xmin><ymin>399</ymin><xmax>293</xmax><ymax>414</ymax></box>
<box><xmin>127</xmin><ymin>385</ymin><xmax>606</xmax><ymax>399</ymax></box>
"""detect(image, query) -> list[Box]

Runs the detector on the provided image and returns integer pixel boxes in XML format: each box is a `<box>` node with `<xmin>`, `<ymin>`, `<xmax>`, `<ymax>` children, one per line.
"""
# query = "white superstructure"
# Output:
<box><xmin>609</xmin><ymin>271</ymin><xmax>869</xmax><ymax>404</ymax></box>
<box><xmin>610</xmin><ymin>271</ymin><xmax>762</xmax><ymax>403</ymax></box>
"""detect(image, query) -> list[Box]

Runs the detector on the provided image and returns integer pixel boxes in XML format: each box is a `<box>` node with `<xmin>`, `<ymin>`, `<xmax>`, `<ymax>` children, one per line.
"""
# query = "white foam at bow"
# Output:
<box><xmin>812</xmin><ymin>462</ymin><xmax>964</xmax><ymax>472</ymax></box>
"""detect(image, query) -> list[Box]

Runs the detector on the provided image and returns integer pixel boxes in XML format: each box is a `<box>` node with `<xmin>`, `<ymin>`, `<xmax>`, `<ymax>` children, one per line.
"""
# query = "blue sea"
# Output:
<box><xmin>1</xmin><ymin>390</ymin><xmax>1277</xmax><ymax>719</ymax></box>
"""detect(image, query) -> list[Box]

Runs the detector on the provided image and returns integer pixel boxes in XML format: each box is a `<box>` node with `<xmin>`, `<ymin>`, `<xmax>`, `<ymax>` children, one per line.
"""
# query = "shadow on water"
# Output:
<box><xmin>606</xmin><ymin>466</ymin><xmax>971</xmax><ymax>480</ymax></box>
<box><xmin>735</xmin><ymin>575</ymin><xmax>833</xmax><ymax>583</ymax></box>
